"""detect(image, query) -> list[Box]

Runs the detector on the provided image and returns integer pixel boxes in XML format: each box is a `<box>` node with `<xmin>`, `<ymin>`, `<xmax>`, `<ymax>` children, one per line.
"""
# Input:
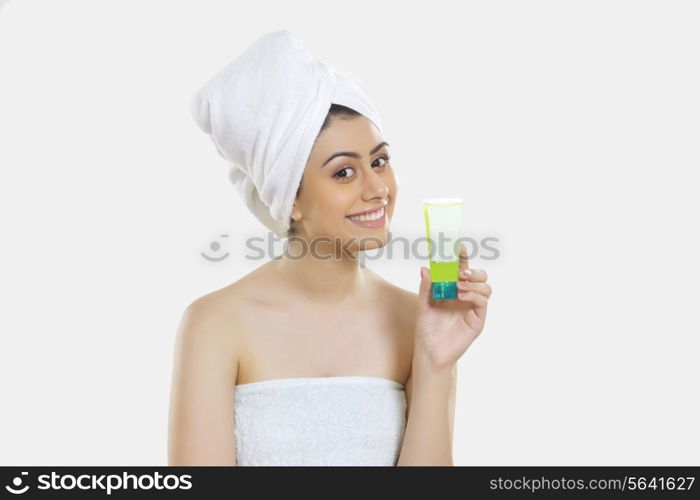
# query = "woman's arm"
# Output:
<box><xmin>398</xmin><ymin>244</ymin><xmax>490</xmax><ymax>465</ymax></box>
<box><xmin>396</xmin><ymin>346</ymin><xmax>457</xmax><ymax>466</ymax></box>
<box><xmin>168</xmin><ymin>298</ymin><xmax>239</xmax><ymax>465</ymax></box>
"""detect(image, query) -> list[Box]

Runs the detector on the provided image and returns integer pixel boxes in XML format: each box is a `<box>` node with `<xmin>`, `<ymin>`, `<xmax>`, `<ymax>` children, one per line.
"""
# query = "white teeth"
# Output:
<box><xmin>349</xmin><ymin>206</ymin><xmax>384</xmax><ymax>222</ymax></box>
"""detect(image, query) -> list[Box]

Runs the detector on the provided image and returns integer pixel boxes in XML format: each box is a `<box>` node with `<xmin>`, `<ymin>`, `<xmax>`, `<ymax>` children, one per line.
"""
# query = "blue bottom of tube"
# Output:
<box><xmin>431</xmin><ymin>281</ymin><xmax>458</xmax><ymax>300</ymax></box>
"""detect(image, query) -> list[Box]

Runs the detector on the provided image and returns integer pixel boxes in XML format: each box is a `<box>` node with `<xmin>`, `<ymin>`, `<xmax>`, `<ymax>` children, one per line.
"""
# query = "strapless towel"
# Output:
<box><xmin>234</xmin><ymin>376</ymin><xmax>407</xmax><ymax>466</ymax></box>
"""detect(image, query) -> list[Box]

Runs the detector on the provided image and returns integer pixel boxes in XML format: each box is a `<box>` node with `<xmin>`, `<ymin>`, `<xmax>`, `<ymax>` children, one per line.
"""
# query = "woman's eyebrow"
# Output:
<box><xmin>321</xmin><ymin>141</ymin><xmax>390</xmax><ymax>167</ymax></box>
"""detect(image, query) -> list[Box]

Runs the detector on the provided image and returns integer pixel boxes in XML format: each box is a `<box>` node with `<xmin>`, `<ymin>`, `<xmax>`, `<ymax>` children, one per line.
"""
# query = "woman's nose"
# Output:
<box><xmin>363</xmin><ymin>169</ymin><xmax>389</xmax><ymax>200</ymax></box>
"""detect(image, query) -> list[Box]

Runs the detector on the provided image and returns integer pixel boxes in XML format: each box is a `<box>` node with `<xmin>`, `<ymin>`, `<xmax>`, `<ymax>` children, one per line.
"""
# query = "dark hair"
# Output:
<box><xmin>285</xmin><ymin>104</ymin><xmax>362</xmax><ymax>237</ymax></box>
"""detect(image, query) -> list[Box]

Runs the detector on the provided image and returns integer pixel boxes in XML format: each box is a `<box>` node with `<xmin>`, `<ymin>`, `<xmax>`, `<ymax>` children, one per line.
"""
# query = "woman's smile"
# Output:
<box><xmin>345</xmin><ymin>206</ymin><xmax>386</xmax><ymax>228</ymax></box>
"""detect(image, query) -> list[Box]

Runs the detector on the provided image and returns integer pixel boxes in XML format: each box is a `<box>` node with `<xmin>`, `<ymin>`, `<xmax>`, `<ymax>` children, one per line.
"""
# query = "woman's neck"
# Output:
<box><xmin>273</xmin><ymin>238</ymin><xmax>371</xmax><ymax>305</ymax></box>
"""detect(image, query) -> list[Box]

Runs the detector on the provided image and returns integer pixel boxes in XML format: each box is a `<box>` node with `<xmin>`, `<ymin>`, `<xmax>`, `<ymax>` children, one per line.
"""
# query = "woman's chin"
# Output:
<box><xmin>344</xmin><ymin>220</ymin><xmax>390</xmax><ymax>250</ymax></box>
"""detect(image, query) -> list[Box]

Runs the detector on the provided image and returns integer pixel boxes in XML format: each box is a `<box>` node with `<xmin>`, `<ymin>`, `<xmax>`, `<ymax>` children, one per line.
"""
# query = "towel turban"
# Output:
<box><xmin>190</xmin><ymin>29</ymin><xmax>384</xmax><ymax>238</ymax></box>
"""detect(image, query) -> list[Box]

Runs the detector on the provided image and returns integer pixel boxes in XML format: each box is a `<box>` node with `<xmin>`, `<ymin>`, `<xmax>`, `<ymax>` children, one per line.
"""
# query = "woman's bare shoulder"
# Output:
<box><xmin>366</xmin><ymin>268</ymin><xmax>419</xmax><ymax>329</ymax></box>
<box><xmin>192</xmin><ymin>260</ymin><xmax>278</xmax><ymax>305</ymax></box>
<box><xmin>185</xmin><ymin>281</ymin><xmax>244</xmax><ymax>322</ymax></box>
<box><xmin>180</xmin><ymin>262</ymin><xmax>276</xmax><ymax>343</ymax></box>
<box><xmin>366</xmin><ymin>270</ymin><xmax>417</xmax><ymax>384</ymax></box>
<box><xmin>367</xmin><ymin>268</ymin><xmax>419</xmax><ymax>304</ymax></box>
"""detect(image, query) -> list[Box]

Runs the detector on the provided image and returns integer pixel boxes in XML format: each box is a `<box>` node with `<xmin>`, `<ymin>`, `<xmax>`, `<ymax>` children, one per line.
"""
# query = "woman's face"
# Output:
<box><xmin>291</xmin><ymin>114</ymin><xmax>397</xmax><ymax>251</ymax></box>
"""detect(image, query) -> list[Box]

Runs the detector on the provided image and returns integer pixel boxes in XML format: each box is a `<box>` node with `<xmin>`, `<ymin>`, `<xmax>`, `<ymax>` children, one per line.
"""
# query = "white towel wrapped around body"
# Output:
<box><xmin>190</xmin><ymin>30</ymin><xmax>383</xmax><ymax>238</ymax></box>
<box><xmin>234</xmin><ymin>376</ymin><xmax>406</xmax><ymax>465</ymax></box>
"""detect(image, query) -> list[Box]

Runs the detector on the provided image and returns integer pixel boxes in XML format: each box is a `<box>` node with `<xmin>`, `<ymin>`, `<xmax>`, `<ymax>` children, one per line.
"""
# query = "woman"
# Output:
<box><xmin>168</xmin><ymin>31</ymin><xmax>492</xmax><ymax>466</ymax></box>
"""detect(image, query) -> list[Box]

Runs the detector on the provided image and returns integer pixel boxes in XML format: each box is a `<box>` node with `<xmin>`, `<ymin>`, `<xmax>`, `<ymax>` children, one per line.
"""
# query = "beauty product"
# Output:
<box><xmin>422</xmin><ymin>198</ymin><xmax>463</xmax><ymax>300</ymax></box>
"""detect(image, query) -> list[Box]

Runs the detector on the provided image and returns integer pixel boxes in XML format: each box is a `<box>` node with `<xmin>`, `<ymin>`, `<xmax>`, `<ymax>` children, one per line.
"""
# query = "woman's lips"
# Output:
<box><xmin>345</xmin><ymin>206</ymin><xmax>386</xmax><ymax>228</ymax></box>
<box><xmin>346</xmin><ymin>213</ymin><xmax>386</xmax><ymax>228</ymax></box>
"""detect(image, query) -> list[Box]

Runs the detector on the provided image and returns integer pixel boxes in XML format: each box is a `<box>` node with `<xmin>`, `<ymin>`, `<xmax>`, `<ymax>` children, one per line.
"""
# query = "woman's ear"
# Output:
<box><xmin>291</xmin><ymin>202</ymin><xmax>302</xmax><ymax>222</ymax></box>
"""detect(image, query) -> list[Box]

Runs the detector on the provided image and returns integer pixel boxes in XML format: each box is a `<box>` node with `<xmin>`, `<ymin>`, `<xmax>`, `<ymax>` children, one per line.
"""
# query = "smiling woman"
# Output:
<box><xmin>168</xmin><ymin>29</ymin><xmax>489</xmax><ymax>467</ymax></box>
<box><xmin>283</xmin><ymin>105</ymin><xmax>397</xmax><ymax>253</ymax></box>
<box><xmin>286</xmin><ymin>103</ymin><xmax>377</xmax><ymax>238</ymax></box>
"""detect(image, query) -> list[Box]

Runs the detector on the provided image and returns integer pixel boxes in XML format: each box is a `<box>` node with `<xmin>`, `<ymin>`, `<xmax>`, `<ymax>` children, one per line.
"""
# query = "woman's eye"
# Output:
<box><xmin>372</xmin><ymin>156</ymin><xmax>389</xmax><ymax>168</ymax></box>
<box><xmin>333</xmin><ymin>155</ymin><xmax>390</xmax><ymax>180</ymax></box>
<box><xmin>333</xmin><ymin>167</ymin><xmax>356</xmax><ymax>179</ymax></box>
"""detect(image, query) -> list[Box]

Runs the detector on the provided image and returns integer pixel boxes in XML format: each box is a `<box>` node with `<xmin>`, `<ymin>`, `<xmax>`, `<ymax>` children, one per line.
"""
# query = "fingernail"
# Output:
<box><xmin>462</xmin><ymin>269</ymin><xmax>472</xmax><ymax>277</ymax></box>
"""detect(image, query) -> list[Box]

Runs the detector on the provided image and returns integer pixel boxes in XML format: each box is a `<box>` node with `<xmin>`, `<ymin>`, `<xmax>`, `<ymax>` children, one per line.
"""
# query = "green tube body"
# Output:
<box><xmin>422</xmin><ymin>198</ymin><xmax>463</xmax><ymax>300</ymax></box>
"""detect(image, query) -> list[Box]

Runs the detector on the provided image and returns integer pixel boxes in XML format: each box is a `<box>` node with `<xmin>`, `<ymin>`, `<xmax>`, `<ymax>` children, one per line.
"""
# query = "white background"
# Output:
<box><xmin>1</xmin><ymin>0</ymin><xmax>698</xmax><ymax>466</ymax></box>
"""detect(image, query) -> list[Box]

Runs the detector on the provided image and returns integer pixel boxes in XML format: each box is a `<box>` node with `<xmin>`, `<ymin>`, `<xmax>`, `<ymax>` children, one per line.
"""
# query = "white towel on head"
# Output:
<box><xmin>190</xmin><ymin>29</ymin><xmax>384</xmax><ymax>238</ymax></box>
